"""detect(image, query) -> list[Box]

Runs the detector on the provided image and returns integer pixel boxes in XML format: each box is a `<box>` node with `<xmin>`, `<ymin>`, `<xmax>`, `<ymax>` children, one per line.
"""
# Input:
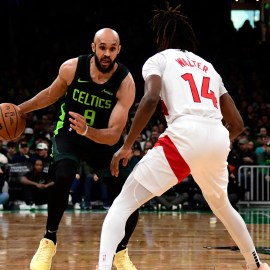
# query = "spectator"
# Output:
<box><xmin>238</xmin><ymin>19</ymin><xmax>256</xmax><ymax>47</ymax></box>
<box><xmin>0</xmin><ymin>140</ymin><xmax>7</xmax><ymax>156</ymax></box>
<box><xmin>255</xmin><ymin>139</ymin><xmax>269</xmax><ymax>159</ymax></box>
<box><xmin>143</xmin><ymin>140</ymin><xmax>153</xmax><ymax>155</ymax></box>
<box><xmin>236</xmin><ymin>138</ymin><xmax>257</xmax><ymax>166</ymax></box>
<box><xmin>12</xmin><ymin>139</ymin><xmax>33</xmax><ymax>163</ymax></box>
<box><xmin>227</xmin><ymin>167</ymin><xmax>246</xmax><ymax>209</ymax></box>
<box><xmin>5</xmin><ymin>141</ymin><xmax>17</xmax><ymax>163</ymax></box>
<box><xmin>0</xmin><ymin>153</ymin><xmax>9</xmax><ymax>209</ymax></box>
<box><xmin>134</xmin><ymin>133</ymin><xmax>146</xmax><ymax>151</ymax></box>
<box><xmin>247</xmin><ymin>140</ymin><xmax>255</xmax><ymax>153</ymax></box>
<box><xmin>257</xmin><ymin>141</ymin><xmax>270</xmax><ymax>166</ymax></box>
<box><xmin>149</xmin><ymin>130</ymin><xmax>160</xmax><ymax>146</ymax></box>
<box><xmin>242</xmin><ymin>105</ymin><xmax>255</xmax><ymax>129</ymax></box>
<box><xmin>157</xmin><ymin>122</ymin><xmax>166</xmax><ymax>134</ymax></box>
<box><xmin>23</xmin><ymin>127</ymin><xmax>35</xmax><ymax>150</ymax></box>
<box><xmin>19</xmin><ymin>159</ymin><xmax>54</xmax><ymax>210</ymax></box>
<box><xmin>33</xmin><ymin>142</ymin><xmax>52</xmax><ymax>164</ymax></box>
<box><xmin>155</xmin><ymin>183</ymin><xmax>189</xmax><ymax>211</ymax></box>
<box><xmin>83</xmin><ymin>173</ymin><xmax>109</xmax><ymax>210</ymax></box>
<box><xmin>236</xmin><ymin>138</ymin><xmax>257</xmax><ymax>198</ymax></box>
<box><xmin>144</xmin><ymin>124</ymin><xmax>159</xmax><ymax>140</ymax></box>
<box><xmin>79</xmin><ymin>162</ymin><xmax>109</xmax><ymax>211</ymax></box>
<box><xmin>69</xmin><ymin>173</ymin><xmax>82</xmax><ymax>210</ymax></box>
<box><xmin>255</xmin><ymin>127</ymin><xmax>270</xmax><ymax>147</ymax></box>
<box><xmin>241</xmin><ymin>126</ymin><xmax>254</xmax><ymax>142</ymax></box>
<box><xmin>34</xmin><ymin>136</ymin><xmax>52</xmax><ymax>153</ymax></box>
<box><xmin>261</xmin><ymin>115</ymin><xmax>270</xmax><ymax>131</ymax></box>
<box><xmin>132</xmin><ymin>141</ymin><xmax>142</xmax><ymax>160</ymax></box>
<box><xmin>227</xmin><ymin>141</ymin><xmax>241</xmax><ymax>182</ymax></box>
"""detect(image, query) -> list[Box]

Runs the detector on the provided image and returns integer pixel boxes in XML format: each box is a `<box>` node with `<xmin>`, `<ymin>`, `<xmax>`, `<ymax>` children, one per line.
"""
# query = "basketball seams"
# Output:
<box><xmin>10</xmin><ymin>103</ymin><xmax>19</xmax><ymax>138</ymax></box>
<box><xmin>0</xmin><ymin>104</ymin><xmax>11</xmax><ymax>140</ymax></box>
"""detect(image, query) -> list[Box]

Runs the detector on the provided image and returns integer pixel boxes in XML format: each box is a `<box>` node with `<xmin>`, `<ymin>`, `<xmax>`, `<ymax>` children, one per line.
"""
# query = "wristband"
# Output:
<box><xmin>81</xmin><ymin>125</ymin><xmax>88</xmax><ymax>136</ymax></box>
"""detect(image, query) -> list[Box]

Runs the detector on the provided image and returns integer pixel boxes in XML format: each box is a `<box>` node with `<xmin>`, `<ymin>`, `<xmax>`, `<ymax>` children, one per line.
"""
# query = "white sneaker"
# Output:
<box><xmin>36</xmin><ymin>204</ymin><xmax>48</xmax><ymax>210</ymax></box>
<box><xmin>73</xmin><ymin>203</ymin><xmax>81</xmax><ymax>210</ymax></box>
<box><xmin>19</xmin><ymin>203</ymin><xmax>31</xmax><ymax>210</ymax></box>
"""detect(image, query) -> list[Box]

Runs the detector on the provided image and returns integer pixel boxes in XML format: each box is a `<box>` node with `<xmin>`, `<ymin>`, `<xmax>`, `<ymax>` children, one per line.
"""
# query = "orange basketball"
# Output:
<box><xmin>0</xmin><ymin>103</ymin><xmax>26</xmax><ymax>141</ymax></box>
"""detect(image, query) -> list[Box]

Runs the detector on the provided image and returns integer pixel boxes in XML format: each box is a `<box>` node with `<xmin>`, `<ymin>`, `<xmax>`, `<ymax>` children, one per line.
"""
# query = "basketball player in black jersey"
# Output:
<box><xmin>17</xmin><ymin>28</ymin><xmax>138</xmax><ymax>270</ymax></box>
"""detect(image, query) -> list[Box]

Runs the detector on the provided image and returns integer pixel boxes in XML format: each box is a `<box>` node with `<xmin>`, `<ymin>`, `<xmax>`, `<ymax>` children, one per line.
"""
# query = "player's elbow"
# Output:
<box><xmin>228</xmin><ymin>118</ymin><xmax>245</xmax><ymax>140</ymax></box>
<box><xmin>107</xmin><ymin>140</ymin><xmax>117</xmax><ymax>146</ymax></box>
<box><xmin>144</xmin><ymin>94</ymin><xmax>160</xmax><ymax>109</ymax></box>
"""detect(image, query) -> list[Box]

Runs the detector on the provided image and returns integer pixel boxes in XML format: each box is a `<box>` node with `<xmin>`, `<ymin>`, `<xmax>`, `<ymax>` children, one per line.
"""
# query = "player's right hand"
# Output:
<box><xmin>110</xmin><ymin>146</ymin><xmax>132</xmax><ymax>177</ymax></box>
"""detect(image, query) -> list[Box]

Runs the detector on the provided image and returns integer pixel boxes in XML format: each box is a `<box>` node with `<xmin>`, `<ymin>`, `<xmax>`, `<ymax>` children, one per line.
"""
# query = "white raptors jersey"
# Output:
<box><xmin>142</xmin><ymin>49</ymin><xmax>227</xmax><ymax>124</ymax></box>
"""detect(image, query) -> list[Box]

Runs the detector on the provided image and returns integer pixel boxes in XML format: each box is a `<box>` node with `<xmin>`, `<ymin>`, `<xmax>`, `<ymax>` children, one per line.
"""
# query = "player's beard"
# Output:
<box><xmin>94</xmin><ymin>53</ymin><xmax>117</xmax><ymax>73</ymax></box>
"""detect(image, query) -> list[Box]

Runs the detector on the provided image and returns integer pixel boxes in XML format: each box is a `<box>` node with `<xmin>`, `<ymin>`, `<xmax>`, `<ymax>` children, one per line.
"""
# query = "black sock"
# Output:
<box><xmin>116</xmin><ymin>244</ymin><xmax>127</xmax><ymax>253</ymax></box>
<box><xmin>44</xmin><ymin>230</ymin><xmax>57</xmax><ymax>245</ymax></box>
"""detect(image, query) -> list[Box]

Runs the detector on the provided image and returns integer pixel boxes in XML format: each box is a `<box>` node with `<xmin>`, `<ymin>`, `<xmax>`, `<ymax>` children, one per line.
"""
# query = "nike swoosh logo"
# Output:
<box><xmin>101</xmin><ymin>89</ymin><xmax>113</xmax><ymax>96</ymax></box>
<box><xmin>78</xmin><ymin>78</ymin><xmax>89</xmax><ymax>83</ymax></box>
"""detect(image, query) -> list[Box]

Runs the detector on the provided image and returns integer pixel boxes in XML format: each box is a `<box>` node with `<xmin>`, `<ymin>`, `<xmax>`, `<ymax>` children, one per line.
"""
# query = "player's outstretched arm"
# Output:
<box><xmin>18</xmin><ymin>58</ymin><xmax>76</xmax><ymax>114</ymax></box>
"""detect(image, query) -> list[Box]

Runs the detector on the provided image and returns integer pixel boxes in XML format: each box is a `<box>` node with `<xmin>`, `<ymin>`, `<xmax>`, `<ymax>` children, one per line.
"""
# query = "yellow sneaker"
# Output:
<box><xmin>30</xmin><ymin>238</ymin><xmax>57</xmax><ymax>270</ymax></box>
<box><xmin>113</xmin><ymin>248</ymin><xmax>137</xmax><ymax>270</ymax></box>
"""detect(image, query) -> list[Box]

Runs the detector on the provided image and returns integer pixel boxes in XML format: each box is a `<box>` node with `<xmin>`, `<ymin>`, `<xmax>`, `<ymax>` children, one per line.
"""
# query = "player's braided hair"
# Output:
<box><xmin>151</xmin><ymin>1</ymin><xmax>198</xmax><ymax>52</ymax></box>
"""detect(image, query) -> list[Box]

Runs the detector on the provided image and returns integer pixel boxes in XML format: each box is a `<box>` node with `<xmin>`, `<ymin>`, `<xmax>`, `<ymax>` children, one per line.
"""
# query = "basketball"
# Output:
<box><xmin>0</xmin><ymin>103</ymin><xmax>26</xmax><ymax>141</ymax></box>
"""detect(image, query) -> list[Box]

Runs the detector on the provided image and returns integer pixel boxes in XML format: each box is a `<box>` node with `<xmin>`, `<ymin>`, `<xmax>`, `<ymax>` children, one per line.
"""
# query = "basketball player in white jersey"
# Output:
<box><xmin>96</xmin><ymin>3</ymin><xmax>270</xmax><ymax>270</ymax></box>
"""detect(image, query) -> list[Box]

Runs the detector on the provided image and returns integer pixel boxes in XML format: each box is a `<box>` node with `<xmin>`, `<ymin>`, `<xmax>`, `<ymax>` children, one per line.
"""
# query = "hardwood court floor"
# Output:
<box><xmin>0</xmin><ymin>208</ymin><xmax>269</xmax><ymax>270</ymax></box>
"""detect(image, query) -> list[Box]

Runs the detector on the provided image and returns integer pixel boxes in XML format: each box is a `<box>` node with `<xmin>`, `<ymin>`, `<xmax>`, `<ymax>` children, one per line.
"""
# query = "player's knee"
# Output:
<box><xmin>204</xmin><ymin>191</ymin><xmax>229</xmax><ymax>210</ymax></box>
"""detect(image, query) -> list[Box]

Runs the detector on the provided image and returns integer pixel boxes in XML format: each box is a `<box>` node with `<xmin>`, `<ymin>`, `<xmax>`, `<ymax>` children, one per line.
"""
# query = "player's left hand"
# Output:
<box><xmin>110</xmin><ymin>146</ymin><xmax>132</xmax><ymax>177</ymax></box>
<box><xmin>69</xmin><ymin>111</ymin><xmax>88</xmax><ymax>136</ymax></box>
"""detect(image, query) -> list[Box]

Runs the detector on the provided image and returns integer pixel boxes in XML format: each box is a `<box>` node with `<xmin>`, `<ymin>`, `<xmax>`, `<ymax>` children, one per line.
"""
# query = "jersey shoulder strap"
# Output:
<box><xmin>73</xmin><ymin>54</ymin><xmax>91</xmax><ymax>81</ymax></box>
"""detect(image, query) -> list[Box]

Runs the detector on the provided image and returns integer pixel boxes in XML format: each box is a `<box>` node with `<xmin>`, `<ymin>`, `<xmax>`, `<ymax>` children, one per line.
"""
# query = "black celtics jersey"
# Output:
<box><xmin>55</xmin><ymin>54</ymin><xmax>129</xmax><ymax>134</ymax></box>
<box><xmin>51</xmin><ymin>54</ymin><xmax>130</xmax><ymax>169</ymax></box>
